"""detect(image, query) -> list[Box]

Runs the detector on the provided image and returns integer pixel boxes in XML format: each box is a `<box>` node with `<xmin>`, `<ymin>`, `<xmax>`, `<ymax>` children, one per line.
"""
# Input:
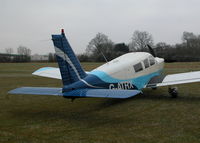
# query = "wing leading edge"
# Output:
<box><xmin>147</xmin><ymin>71</ymin><xmax>200</xmax><ymax>88</ymax></box>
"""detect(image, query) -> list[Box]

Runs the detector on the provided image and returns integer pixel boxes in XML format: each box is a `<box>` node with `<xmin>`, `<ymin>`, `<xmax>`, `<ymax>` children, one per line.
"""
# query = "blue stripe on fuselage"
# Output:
<box><xmin>63</xmin><ymin>70</ymin><xmax>162</xmax><ymax>91</ymax></box>
<box><xmin>87</xmin><ymin>70</ymin><xmax>162</xmax><ymax>89</ymax></box>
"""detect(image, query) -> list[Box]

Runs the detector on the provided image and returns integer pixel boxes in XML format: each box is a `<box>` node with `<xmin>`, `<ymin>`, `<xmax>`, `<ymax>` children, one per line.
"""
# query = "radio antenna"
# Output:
<box><xmin>96</xmin><ymin>47</ymin><xmax>108</xmax><ymax>63</ymax></box>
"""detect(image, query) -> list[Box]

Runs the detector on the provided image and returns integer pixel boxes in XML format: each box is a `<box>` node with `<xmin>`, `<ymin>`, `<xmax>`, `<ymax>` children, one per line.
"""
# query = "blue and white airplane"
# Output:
<box><xmin>9</xmin><ymin>29</ymin><xmax>200</xmax><ymax>100</ymax></box>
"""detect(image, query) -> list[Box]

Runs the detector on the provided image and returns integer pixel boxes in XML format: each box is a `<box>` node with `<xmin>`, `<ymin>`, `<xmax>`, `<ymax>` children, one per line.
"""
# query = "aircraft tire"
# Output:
<box><xmin>168</xmin><ymin>87</ymin><xmax>178</xmax><ymax>98</ymax></box>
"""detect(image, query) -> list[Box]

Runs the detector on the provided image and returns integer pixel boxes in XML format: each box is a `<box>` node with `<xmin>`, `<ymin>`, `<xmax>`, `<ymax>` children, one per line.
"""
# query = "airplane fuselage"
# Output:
<box><xmin>63</xmin><ymin>52</ymin><xmax>164</xmax><ymax>92</ymax></box>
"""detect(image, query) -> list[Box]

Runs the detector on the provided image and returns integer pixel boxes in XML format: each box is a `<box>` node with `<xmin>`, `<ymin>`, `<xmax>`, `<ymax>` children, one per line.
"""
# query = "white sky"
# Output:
<box><xmin>0</xmin><ymin>0</ymin><xmax>200</xmax><ymax>54</ymax></box>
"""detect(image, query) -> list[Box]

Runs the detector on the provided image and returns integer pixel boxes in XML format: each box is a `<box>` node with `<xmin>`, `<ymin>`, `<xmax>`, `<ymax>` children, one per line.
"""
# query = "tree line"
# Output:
<box><xmin>0</xmin><ymin>46</ymin><xmax>31</xmax><ymax>62</ymax></box>
<box><xmin>1</xmin><ymin>31</ymin><xmax>200</xmax><ymax>63</ymax></box>
<box><xmin>78</xmin><ymin>31</ymin><xmax>200</xmax><ymax>62</ymax></box>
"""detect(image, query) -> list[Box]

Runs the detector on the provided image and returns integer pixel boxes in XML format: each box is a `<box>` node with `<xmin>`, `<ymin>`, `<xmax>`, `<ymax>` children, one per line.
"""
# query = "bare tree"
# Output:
<box><xmin>181</xmin><ymin>31</ymin><xmax>200</xmax><ymax>57</ymax></box>
<box><xmin>86</xmin><ymin>33</ymin><xmax>114</xmax><ymax>54</ymax></box>
<box><xmin>17</xmin><ymin>46</ymin><xmax>31</xmax><ymax>56</ymax></box>
<box><xmin>182</xmin><ymin>32</ymin><xmax>196</xmax><ymax>43</ymax></box>
<box><xmin>17</xmin><ymin>46</ymin><xmax>31</xmax><ymax>62</ymax></box>
<box><xmin>48</xmin><ymin>53</ymin><xmax>56</xmax><ymax>62</ymax></box>
<box><xmin>129</xmin><ymin>30</ymin><xmax>154</xmax><ymax>51</ymax></box>
<box><xmin>5</xmin><ymin>48</ymin><xmax>14</xmax><ymax>54</ymax></box>
<box><xmin>86</xmin><ymin>33</ymin><xmax>114</xmax><ymax>61</ymax></box>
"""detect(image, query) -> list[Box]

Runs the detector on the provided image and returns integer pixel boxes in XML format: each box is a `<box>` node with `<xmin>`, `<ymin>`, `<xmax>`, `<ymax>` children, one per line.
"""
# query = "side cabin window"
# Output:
<box><xmin>133</xmin><ymin>62</ymin><xmax>143</xmax><ymax>72</ymax></box>
<box><xmin>149</xmin><ymin>56</ymin><xmax>155</xmax><ymax>66</ymax></box>
<box><xmin>143</xmin><ymin>59</ymin><xmax>149</xmax><ymax>68</ymax></box>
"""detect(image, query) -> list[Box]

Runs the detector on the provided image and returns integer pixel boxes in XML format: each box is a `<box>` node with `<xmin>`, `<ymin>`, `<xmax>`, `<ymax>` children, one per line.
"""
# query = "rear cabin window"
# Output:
<box><xmin>134</xmin><ymin>62</ymin><xmax>143</xmax><ymax>72</ymax></box>
<box><xmin>143</xmin><ymin>59</ymin><xmax>149</xmax><ymax>68</ymax></box>
<box><xmin>149</xmin><ymin>56</ymin><xmax>155</xmax><ymax>66</ymax></box>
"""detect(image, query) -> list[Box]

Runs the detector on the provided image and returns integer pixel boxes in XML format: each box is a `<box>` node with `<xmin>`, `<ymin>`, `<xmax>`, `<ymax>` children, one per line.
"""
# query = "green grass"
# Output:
<box><xmin>1</xmin><ymin>62</ymin><xmax>200</xmax><ymax>143</ymax></box>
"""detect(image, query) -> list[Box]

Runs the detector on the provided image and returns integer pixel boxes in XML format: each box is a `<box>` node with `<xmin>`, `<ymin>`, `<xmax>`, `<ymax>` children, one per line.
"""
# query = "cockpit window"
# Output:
<box><xmin>133</xmin><ymin>62</ymin><xmax>143</xmax><ymax>72</ymax></box>
<box><xmin>149</xmin><ymin>56</ymin><xmax>155</xmax><ymax>66</ymax></box>
<box><xmin>143</xmin><ymin>59</ymin><xmax>149</xmax><ymax>68</ymax></box>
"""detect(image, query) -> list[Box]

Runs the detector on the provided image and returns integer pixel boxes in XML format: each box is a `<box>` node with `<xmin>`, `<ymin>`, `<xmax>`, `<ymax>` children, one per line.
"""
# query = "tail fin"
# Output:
<box><xmin>52</xmin><ymin>29</ymin><xmax>87</xmax><ymax>86</ymax></box>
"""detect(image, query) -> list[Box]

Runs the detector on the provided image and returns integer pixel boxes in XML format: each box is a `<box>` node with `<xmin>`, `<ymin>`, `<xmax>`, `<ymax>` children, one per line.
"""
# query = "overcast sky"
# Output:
<box><xmin>0</xmin><ymin>0</ymin><xmax>200</xmax><ymax>54</ymax></box>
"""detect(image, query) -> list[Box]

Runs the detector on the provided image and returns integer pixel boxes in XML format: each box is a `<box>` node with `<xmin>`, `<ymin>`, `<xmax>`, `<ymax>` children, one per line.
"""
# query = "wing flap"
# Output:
<box><xmin>147</xmin><ymin>71</ymin><xmax>200</xmax><ymax>87</ymax></box>
<box><xmin>64</xmin><ymin>89</ymin><xmax>141</xmax><ymax>99</ymax></box>
<box><xmin>8</xmin><ymin>87</ymin><xmax>63</xmax><ymax>96</ymax></box>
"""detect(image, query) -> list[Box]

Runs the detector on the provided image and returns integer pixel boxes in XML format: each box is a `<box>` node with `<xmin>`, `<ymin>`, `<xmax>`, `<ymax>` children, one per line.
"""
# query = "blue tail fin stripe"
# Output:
<box><xmin>54</xmin><ymin>46</ymin><xmax>81</xmax><ymax>80</ymax></box>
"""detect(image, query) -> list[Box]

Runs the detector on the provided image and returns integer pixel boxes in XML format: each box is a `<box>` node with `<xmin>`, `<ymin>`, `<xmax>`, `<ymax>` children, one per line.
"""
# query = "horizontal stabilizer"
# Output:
<box><xmin>8</xmin><ymin>87</ymin><xmax>63</xmax><ymax>96</ymax></box>
<box><xmin>63</xmin><ymin>89</ymin><xmax>141</xmax><ymax>99</ymax></box>
<box><xmin>9</xmin><ymin>87</ymin><xmax>141</xmax><ymax>99</ymax></box>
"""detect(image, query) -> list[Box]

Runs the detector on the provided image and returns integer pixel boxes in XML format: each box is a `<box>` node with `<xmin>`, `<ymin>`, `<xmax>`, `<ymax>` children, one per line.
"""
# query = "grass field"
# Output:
<box><xmin>1</xmin><ymin>62</ymin><xmax>200</xmax><ymax>143</ymax></box>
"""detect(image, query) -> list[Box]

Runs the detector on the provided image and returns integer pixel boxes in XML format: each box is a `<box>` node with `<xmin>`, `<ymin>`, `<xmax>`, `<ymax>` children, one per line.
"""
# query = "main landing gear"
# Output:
<box><xmin>168</xmin><ymin>87</ymin><xmax>178</xmax><ymax>98</ymax></box>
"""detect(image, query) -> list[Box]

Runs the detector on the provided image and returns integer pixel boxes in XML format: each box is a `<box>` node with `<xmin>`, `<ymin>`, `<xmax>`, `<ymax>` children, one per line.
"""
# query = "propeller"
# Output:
<box><xmin>147</xmin><ymin>44</ymin><xmax>156</xmax><ymax>57</ymax></box>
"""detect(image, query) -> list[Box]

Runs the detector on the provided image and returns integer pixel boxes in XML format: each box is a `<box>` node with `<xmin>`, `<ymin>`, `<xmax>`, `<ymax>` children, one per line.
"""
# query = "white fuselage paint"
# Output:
<box><xmin>92</xmin><ymin>52</ymin><xmax>164</xmax><ymax>81</ymax></box>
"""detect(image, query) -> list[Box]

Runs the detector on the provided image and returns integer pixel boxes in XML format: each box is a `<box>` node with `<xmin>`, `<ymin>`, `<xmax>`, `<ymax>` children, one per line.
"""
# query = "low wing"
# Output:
<box><xmin>32</xmin><ymin>67</ymin><xmax>61</xmax><ymax>79</ymax></box>
<box><xmin>147</xmin><ymin>71</ymin><xmax>200</xmax><ymax>88</ymax></box>
<box><xmin>32</xmin><ymin>67</ymin><xmax>90</xmax><ymax>80</ymax></box>
<box><xmin>8</xmin><ymin>87</ymin><xmax>141</xmax><ymax>99</ymax></box>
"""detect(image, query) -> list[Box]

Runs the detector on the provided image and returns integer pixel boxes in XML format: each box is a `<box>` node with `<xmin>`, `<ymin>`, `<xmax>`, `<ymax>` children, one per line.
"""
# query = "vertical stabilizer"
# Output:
<box><xmin>52</xmin><ymin>29</ymin><xmax>87</xmax><ymax>86</ymax></box>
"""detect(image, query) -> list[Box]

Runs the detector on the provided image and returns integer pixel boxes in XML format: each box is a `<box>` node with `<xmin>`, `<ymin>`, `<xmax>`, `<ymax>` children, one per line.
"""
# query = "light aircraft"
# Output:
<box><xmin>9</xmin><ymin>29</ymin><xmax>200</xmax><ymax>100</ymax></box>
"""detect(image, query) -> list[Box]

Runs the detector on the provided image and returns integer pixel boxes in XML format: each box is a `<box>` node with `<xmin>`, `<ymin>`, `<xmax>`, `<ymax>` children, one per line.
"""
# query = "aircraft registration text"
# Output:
<box><xmin>109</xmin><ymin>81</ymin><xmax>134</xmax><ymax>90</ymax></box>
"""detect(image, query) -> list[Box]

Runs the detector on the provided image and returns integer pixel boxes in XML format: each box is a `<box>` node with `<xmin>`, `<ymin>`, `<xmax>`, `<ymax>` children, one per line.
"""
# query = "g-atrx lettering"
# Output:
<box><xmin>109</xmin><ymin>81</ymin><xmax>134</xmax><ymax>90</ymax></box>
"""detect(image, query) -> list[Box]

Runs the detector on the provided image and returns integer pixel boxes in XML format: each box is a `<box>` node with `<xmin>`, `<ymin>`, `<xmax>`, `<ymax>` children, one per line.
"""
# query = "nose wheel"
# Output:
<box><xmin>168</xmin><ymin>87</ymin><xmax>178</xmax><ymax>98</ymax></box>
